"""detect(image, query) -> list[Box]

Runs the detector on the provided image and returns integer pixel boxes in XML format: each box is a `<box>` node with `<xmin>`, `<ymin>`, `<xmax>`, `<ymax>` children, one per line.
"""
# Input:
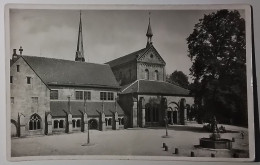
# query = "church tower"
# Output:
<box><xmin>146</xmin><ymin>12</ymin><xmax>153</xmax><ymax>48</ymax></box>
<box><xmin>75</xmin><ymin>11</ymin><xmax>85</xmax><ymax>62</ymax></box>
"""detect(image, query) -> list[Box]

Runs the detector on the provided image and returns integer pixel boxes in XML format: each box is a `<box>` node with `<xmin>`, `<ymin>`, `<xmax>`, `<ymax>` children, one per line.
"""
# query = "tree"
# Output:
<box><xmin>167</xmin><ymin>70</ymin><xmax>189</xmax><ymax>89</ymax></box>
<box><xmin>187</xmin><ymin>10</ymin><xmax>247</xmax><ymax>126</ymax></box>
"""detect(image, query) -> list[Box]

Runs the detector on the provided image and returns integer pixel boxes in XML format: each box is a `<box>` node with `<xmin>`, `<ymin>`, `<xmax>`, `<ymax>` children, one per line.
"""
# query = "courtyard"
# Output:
<box><xmin>11</xmin><ymin>123</ymin><xmax>249</xmax><ymax>158</ymax></box>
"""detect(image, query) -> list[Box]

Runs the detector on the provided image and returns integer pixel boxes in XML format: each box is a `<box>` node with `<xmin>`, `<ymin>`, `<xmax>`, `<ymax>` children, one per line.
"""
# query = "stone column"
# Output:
<box><xmin>67</xmin><ymin>113</ymin><xmax>73</xmax><ymax>133</ymax></box>
<box><xmin>139</xmin><ymin>97</ymin><xmax>145</xmax><ymax>128</ymax></box>
<box><xmin>99</xmin><ymin>112</ymin><xmax>106</xmax><ymax>131</ymax></box>
<box><xmin>18</xmin><ymin>113</ymin><xmax>26</xmax><ymax>137</ymax></box>
<box><xmin>179</xmin><ymin>98</ymin><xmax>187</xmax><ymax>125</ymax></box>
<box><xmin>160</xmin><ymin>97</ymin><xmax>168</xmax><ymax>126</ymax></box>
<box><xmin>170</xmin><ymin>111</ymin><xmax>173</xmax><ymax>125</ymax></box>
<box><xmin>46</xmin><ymin>113</ymin><xmax>52</xmax><ymax>135</ymax></box>
<box><xmin>82</xmin><ymin>112</ymin><xmax>88</xmax><ymax>132</ymax></box>
<box><xmin>112</xmin><ymin>112</ymin><xmax>119</xmax><ymax>130</ymax></box>
<box><xmin>66</xmin><ymin>96</ymin><xmax>73</xmax><ymax>133</ymax></box>
<box><xmin>132</xmin><ymin>97</ymin><xmax>138</xmax><ymax>128</ymax></box>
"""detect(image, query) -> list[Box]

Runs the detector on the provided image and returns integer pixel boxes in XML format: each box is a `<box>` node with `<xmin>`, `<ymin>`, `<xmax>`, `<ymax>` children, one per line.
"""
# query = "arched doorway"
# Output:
<box><xmin>145</xmin><ymin>103</ymin><xmax>159</xmax><ymax>126</ymax></box>
<box><xmin>168</xmin><ymin>102</ymin><xmax>179</xmax><ymax>124</ymax></box>
<box><xmin>11</xmin><ymin>119</ymin><xmax>18</xmax><ymax>137</ymax></box>
<box><xmin>88</xmin><ymin>119</ymin><xmax>98</xmax><ymax>130</ymax></box>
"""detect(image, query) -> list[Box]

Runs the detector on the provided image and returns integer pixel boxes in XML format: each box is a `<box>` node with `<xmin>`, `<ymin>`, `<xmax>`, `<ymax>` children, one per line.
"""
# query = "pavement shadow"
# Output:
<box><xmin>146</xmin><ymin>125</ymin><xmax>208</xmax><ymax>133</ymax></box>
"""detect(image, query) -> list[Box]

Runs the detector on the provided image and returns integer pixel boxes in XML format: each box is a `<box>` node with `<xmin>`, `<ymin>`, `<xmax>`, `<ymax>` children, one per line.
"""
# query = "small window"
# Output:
<box><xmin>11</xmin><ymin>97</ymin><xmax>14</xmax><ymax>104</ymax></box>
<box><xmin>72</xmin><ymin>120</ymin><xmax>76</xmax><ymax>128</ymax></box>
<box><xmin>108</xmin><ymin>118</ymin><xmax>112</xmax><ymax>126</ymax></box>
<box><xmin>76</xmin><ymin>119</ymin><xmax>81</xmax><ymax>127</ymax></box>
<box><xmin>50</xmin><ymin>90</ymin><xmax>58</xmax><ymax>100</ymax></box>
<box><xmin>75</xmin><ymin>91</ymin><xmax>83</xmax><ymax>100</ymax></box>
<box><xmin>154</xmin><ymin>70</ymin><xmax>159</xmax><ymax>81</ymax></box>
<box><xmin>59</xmin><ymin>120</ymin><xmax>64</xmax><ymax>128</ymax></box>
<box><xmin>145</xmin><ymin>69</ymin><xmax>149</xmax><ymax>80</ymax></box>
<box><xmin>150</xmin><ymin>54</ymin><xmax>153</xmax><ymax>58</ymax></box>
<box><xmin>108</xmin><ymin>92</ymin><xmax>114</xmax><ymax>100</ymax></box>
<box><xmin>54</xmin><ymin>120</ymin><xmax>59</xmax><ymax>129</ymax></box>
<box><xmin>32</xmin><ymin>97</ymin><xmax>38</xmax><ymax>104</ymax></box>
<box><xmin>84</xmin><ymin>91</ymin><xmax>91</xmax><ymax>100</ymax></box>
<box><xmin>27</xmin><ymin>77</ymin><xmax>31</xmax><ymax>84</ymax></box>
<box><xmin>10</xmin><ymin>76</ymin><xmax>13</xmax><ymax>83</ymax></box>
<box><xmin>100</xmin><ymin>92</ymin><xmax>107</xmax><ymax>100</ymax></box>
<box><xmin>17</xmin><ymin>65</ymin><xmax>20</xmax><ymax>72</ymax></box>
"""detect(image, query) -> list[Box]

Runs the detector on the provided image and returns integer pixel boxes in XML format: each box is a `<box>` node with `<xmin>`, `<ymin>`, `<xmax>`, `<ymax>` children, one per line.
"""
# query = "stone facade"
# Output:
<box><xmin>10</xmin><ymin>57</ymin><xmax>50</xmax><ymax>137</ymax></box>
<box><xmin>109</xmin><ymin>46</ymin><xmax>166</xmax><ymax>86</ymax></box>
<box><xmin>10</xmin><ymin>56</ymin><xmax>125</xmax><ymax>138</ymax></box>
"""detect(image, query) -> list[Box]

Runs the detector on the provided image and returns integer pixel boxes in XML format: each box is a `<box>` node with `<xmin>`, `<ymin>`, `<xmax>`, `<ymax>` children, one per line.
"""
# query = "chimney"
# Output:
<box><xmin>12</xmin><ymin>49</ymin><xmax>18</xmax><ymax>60</ymax></box>
<box><xmin>13</xmin><ymin>49</ymin><xmax>17</xmax><ymax>56</ymax></box>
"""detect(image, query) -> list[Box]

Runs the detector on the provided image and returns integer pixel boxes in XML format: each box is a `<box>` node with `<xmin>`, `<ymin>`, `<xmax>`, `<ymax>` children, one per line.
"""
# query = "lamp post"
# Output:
<box><xmin>82</xmin><ymin>97</ymin><xmax>95</xmax><ymax>146</ymax></box>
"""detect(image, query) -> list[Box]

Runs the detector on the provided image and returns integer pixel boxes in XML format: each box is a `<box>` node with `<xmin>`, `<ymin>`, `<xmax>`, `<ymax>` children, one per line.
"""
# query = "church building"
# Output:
<box><xmin>10</xmin><ymin>12</ymin><xmax>195</xmax><ymax>137</ymax></box>
<box><xmin>106</xmin><ymin>16</ymin><xmax>194</xmax><ymax>128</ymax></box>
<box><xmin>10</xmin><ymin>13</ymin><xmax>125</xmax><ymax>137</ymax></box>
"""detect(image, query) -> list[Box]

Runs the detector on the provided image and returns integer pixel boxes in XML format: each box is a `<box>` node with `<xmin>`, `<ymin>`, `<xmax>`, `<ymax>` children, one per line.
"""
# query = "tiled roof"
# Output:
<box><xmin>22</xmin><ymin>56</ymin><xmax>119</xmax><ymax>88</ymax></box>
<box><xmin>50</xmin><ymin>101</ymin><xmax>124</xmax><ymax>117</ymax></box>
<box><xmin>122</xmin><ymin>80</ymin><xmax>190</xmax><ymax>96</ymax></box>
<box><xmin>105</xmin><ymin>47</ymin><xmax>149</xmax><ymax>68</ymax></box>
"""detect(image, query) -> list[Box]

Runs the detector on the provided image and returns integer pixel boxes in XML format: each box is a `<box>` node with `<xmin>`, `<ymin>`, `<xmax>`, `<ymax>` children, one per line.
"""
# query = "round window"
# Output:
<box><xmin>150</xmin><ymin>54</ymin><xmax>153</xmax><ymax>58</ymax></box>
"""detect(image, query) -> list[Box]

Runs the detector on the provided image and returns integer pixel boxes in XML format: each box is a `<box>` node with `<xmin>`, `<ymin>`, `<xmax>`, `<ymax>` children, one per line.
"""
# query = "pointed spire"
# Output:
<box><xmin>146</xmin><ymin>12</ymin><xmax>153</xmax><ymax>48</ymax></box>
<box><xmin>75</xmin><ymin>11</ymin><xmax>85</xmax><ymax>62</ymax></box>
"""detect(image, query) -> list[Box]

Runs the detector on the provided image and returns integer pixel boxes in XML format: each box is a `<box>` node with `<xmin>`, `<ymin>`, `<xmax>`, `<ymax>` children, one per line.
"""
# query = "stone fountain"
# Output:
<box><xmin>199</xmin><ymin>116</ymin><xmax>232</xmax><ymax>150</ymax></box>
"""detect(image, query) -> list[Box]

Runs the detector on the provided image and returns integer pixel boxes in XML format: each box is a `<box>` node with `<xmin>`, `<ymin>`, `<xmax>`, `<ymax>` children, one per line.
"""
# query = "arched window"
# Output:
<box><xmin>72</xmin><ymin>120</ymin><xmax>76</xmax><ymax>128</ymax></box>
<box><xmin>29</xmin><ymin>114</ymin><xmax>41</xmax><ymax>130</ymax></box>
<box><xmin>118</xmin><ymin>118</ymin><xmax>121</xmax><ymax>125</ymax></box>
<box><xmin>105</xmin><ymin>118</ymin><xmax>108</xmax><ymax>126</ymax></box>
<box><xmin>108</xmin><ymin>118</ymin><xmax>112</xmax><ymax>126</ymax></box>
<box><xmin>54</xmin><ymin>120</ymin><xmax>59</xmax><ymax>129</ymax></box>
<box><xmin>59</xmin><ymin>120</ymin><xmax>64</xmax><ymax>128</ymax></box>
<box><xmin>145</xmin><ymin>69</ymin><xmax>149</xmax><ymax>80</ymax></box>
<box><xmin>154</xmin><ymin>70</ymin><xmax>159</xmax><ymax>80</ymax></box>
<box><xmin>121</xmin><ymin>118</ymin><xmax>124</xmax><ymax>125</ymax></box>
<box><xmin>76</xmin><ymin>119</ymin><xmax>81</xmax><ymax>127</ymax></box>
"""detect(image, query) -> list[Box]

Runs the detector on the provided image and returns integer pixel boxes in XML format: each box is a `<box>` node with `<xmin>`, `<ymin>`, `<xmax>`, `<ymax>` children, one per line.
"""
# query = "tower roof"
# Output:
<box><xmin>75</xmin><ymin>11</ymin><xmax>85</xmax><ymax>62</ymax></box>
<box><xmin>146</xmin><ymin>17</ymin><xmax>153</xmax><ymax>37</ymax></box>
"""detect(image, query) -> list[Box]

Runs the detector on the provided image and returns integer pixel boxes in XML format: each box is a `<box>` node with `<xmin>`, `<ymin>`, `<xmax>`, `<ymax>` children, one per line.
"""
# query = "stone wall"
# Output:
<box><xmin>10</xmin><ymin>57</ymin><xmax>50</xmax><ymax>137</ymax></box>
<box><xmin>137</xmin><ymin>62</ymin><xmax>165</xmax><ymax>81</ymax></box>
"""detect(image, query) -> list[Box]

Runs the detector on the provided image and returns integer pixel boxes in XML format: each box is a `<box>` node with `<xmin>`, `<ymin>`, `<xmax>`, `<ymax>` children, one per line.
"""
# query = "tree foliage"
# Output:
<box><xmin>187</xmin><ymin>10</ymin><xmax>247</xmax><ymax>126</ymax></box>
<box><xmin>167</xmin><ymin>70</ymin><xmax>189</xmax><ymax>89</ymax></box>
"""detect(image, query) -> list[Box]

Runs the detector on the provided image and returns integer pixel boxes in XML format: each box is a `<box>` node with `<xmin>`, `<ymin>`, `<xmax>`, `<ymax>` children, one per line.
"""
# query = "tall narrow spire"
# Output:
<box><xmin>146</xmin><ymin>12</ymin><xmax>153</xmax><ymax>48</ymax></box>
<box><xmin>75</xmin><ymin>11</ymin><xmax>85</xmax><ymax>62</ymax></box>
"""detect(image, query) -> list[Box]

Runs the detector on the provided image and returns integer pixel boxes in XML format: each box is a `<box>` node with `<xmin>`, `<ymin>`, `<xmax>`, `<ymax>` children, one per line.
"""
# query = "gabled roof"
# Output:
<box><xmin>106</xmin><ymin>47</ymin><xmax>149</xmax><ymax>68</ymax></box>
<box><xmin>21</xmin><ymin>55</ymin><xmax>119</xmax><ymax>89</ymax></box>
<box><xmin>121</xmin><ymin>79</ymin><xmax>190</xmax><ymax>96</ymax></box>
<box><xmin>50</xmin><ymin>101</ymin><xmax>124</xmax><ymax>117</ymax></box>
<box><xmin>106</xmin><ymin>45</ymin><xmax>165</xmax><ymax>68</ymax></box>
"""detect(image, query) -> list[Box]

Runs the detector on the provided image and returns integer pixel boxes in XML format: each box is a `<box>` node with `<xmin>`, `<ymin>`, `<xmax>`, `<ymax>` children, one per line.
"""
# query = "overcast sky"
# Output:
<box><xmin>10</xmin><ymin>9</ymin><xmax>244</xmax><ymax>82</ymax></box>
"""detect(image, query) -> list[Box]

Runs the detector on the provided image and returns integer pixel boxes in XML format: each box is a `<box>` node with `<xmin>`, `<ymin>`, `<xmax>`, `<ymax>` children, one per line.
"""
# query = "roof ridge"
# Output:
<box><xmin>106</xmin><ymin>47</ymin><xmax>148</xmax><ymax>65</ymax></box>
<box><xmin>22</xmin><ymin>55</ymin><xmax>109</xmax><ymax>66</ymax></box>
<box><xmin>121</xmin><ymin>80</ymin><xmax>138</xmax><ymax>93</ymax></box>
